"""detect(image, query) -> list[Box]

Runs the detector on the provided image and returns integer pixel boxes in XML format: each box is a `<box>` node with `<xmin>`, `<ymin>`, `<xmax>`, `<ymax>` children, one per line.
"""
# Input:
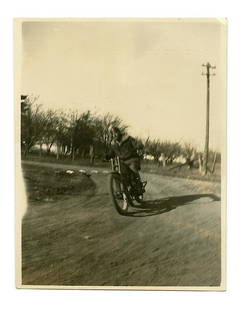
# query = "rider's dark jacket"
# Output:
<box><xmin>107</xmin><ymin>135</ymin><xmax>143</xmax><ymax>161</ymax></box>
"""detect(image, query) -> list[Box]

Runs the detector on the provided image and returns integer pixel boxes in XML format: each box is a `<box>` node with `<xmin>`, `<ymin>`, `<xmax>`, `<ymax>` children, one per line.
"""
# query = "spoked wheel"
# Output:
<box><xmin>108</xmin><ymin>173</ymin><xmax>130</xmax><ymax>215</ymax></box>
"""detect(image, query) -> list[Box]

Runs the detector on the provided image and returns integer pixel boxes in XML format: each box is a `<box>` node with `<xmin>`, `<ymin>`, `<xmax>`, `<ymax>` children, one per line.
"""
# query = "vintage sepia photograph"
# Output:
<box><xmin>15</xmin><ymin>18</ymin><xmax>226</xmax><ymax>290</ymax></box>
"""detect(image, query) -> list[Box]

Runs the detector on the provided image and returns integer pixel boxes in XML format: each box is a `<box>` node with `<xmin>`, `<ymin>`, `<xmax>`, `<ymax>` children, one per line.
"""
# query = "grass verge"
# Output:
<box><xmin>22</xmin><ymin>163</ymin><xmax>95</xmax><ymax>203</ymax></box>
<box><xmin>22</xmin><ymin>154</ymin><xmax>221</xmax><ymax>183</ymax></box>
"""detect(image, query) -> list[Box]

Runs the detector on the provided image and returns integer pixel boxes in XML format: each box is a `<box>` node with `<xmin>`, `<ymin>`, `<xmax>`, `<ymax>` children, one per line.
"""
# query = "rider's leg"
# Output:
<box><xmin>124</xmin><ymin>158</ymin><xmax>144</xmax><ymax>193</ymax></box>
<box><xmin>124</xmin><ymin>158</ymin><xmax>141</xmax><ymax>178</ymax></box>
<box><xmin>129</xmin><ymin>164</ymin><xmax>141</xmax><ymax>181</ymax></box>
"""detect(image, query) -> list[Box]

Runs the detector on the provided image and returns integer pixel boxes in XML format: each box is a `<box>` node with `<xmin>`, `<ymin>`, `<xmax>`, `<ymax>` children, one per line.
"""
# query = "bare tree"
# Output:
<box><xmin>161</xmin><ymin>141</ymin><xmax>182</xmax><ymax>164</ymax></box>
<box><xmin>41</xmin><ymin>109</ymin><xmax>60</xmax><ymax>155</ymax></box>
<box><xmin>21</xmin><ymin>95</ymin><xmax>48</xmax><ymax>156</ymax></box>
<box><xmin>181</xmin><ymin>143</ymin><xmax>197</xmax><ymax>169</ymax></box>
<box><xmin>94</xmin><ymin>112</ymin><xmax>128</xmax><ymax>155</ymax></box>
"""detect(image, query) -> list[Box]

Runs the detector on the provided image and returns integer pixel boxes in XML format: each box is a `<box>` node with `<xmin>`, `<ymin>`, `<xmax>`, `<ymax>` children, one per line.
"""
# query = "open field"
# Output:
<box><xmin>21</xmin><ymin>161</ymin><xmax>222</xmax><ymax>287</ymax></box>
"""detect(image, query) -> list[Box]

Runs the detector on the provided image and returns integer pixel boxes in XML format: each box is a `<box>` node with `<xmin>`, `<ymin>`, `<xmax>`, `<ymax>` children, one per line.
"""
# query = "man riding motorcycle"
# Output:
<box><xmin>106</xmin><ymin>126</ymin><xmax>145</xmax><ymax>195</ymax></box>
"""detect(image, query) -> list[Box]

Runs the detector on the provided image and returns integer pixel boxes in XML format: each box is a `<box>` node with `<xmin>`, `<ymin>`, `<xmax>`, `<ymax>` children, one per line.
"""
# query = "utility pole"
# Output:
<box><xmin>201</xmin><ymin>62</ymin><xmax>216</xmax><ymax>175</ymax></box>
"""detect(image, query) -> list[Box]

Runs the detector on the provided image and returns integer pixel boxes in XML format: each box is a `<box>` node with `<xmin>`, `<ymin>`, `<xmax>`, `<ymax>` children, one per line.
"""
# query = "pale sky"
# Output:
<box><xmin>21</xmin><ymin>19</ymin><xmax>226</xmax><ymax>151</ymax></box>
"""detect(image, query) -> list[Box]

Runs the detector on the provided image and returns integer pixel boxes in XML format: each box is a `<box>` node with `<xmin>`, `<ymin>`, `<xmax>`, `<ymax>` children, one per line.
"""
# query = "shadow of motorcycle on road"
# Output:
<box><xmin>125</xmin><ymin>193</ymin><xmax>220</xmax><ymax>217</ymax></box>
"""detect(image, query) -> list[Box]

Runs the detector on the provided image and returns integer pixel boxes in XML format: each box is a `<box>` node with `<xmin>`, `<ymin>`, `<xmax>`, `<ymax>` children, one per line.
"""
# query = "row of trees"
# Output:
<box><xmin>21</xmin><ymin>95</ymin><xmax>220</xmax><ymax>171</ymax></box>
<box><xmin>140</xmin><ymin>136</ymin><xmax>220</xmax><ymax>171</ymax></box>
<box><xmin>21</xmin><ymin>95</ymin><xmax>127</xmax><ymax>160</ymax></box>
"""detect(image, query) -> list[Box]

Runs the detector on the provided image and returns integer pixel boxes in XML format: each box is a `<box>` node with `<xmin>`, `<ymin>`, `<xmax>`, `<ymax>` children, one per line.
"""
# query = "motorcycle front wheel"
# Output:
<box><xmin>108</xmin><ymin>173</ymin><xmax>130</xmax><ymax>215</ymax></box>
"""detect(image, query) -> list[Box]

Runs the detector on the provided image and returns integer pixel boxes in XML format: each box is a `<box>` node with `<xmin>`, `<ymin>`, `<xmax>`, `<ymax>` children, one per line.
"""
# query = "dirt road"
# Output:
<box><xmin>21</xmin><ymin>161</ymin><xmax>221</xmax><ymax>287</ymax></box>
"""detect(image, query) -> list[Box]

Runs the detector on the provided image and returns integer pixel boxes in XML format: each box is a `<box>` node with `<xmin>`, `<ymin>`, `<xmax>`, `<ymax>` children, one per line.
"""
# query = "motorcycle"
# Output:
<box><xmin>108</xmin><ymin>156</ymin><xmax>147</xmax><ymax>215</ymax></box>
